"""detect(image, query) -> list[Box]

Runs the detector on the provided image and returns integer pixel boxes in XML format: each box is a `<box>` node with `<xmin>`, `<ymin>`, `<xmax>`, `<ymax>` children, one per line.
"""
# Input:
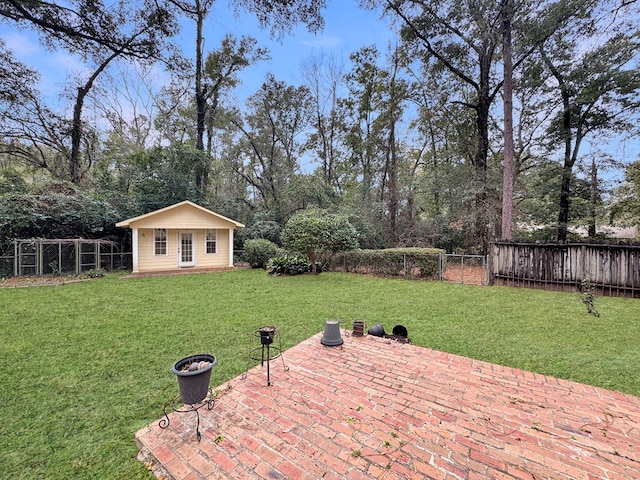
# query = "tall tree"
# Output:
<box><xmin>536</xmin><ymin>11</ymin><xmax>640</xmax><ymax>240</ymax></box>
<box><xmin>301</xmin><ymin>53</ymin><xmax>346</xmax><ymax>189</ymax></box>
<box><xmin>200</xmin><ymin>35</ymin><xmax>269</xmax><ymax>189</ymax></box>
<box><xmin>168</xmin><ymin>0</ymin><xmax>215</xmax><ymax>153</ymax></box>
<box><xmin>376</xmin><ymin>0</ymin><xmax>506</xmax><ymax>252</ymax></box>
<box><xmin>500</xmin><ymin>0</ymin><xmax>516</xmax><ymax>240</ymax></box>
<box><xmin>405</xmin><ymin>57</ymin><xmax>477</xmax><ymax>224</ymax></box>
<box><xmin>367</xmin><ymin>0</ymin><xmax>600</xmax><ymax>248</ymax></box>
<box><xmin>340</xmin><ymin>45</ymin><xmax>413</xmax><ymax>246</ymax></box>
<box><xmin>342</xmin><ymin>46</ymin><xmax>388</xmax><ymax>201</ymax></box>
<box><xmin>170</xmin><ymin>0</ymin><xmax>325</xmax><ymax>153</ymax></box>
<box><xmin>380</xmin><ymin>45</ymin><xmax>410</xmax><ymax>244</ymax></box>
<box><xmin>1</xmin><ymin>0</ymin><xmax>178</xmax><ymax>183</ymax></box>
<box><xmin>231</xmin><ymin>74</ymin><xmax>313</xmax><ymax>217</ymax></box>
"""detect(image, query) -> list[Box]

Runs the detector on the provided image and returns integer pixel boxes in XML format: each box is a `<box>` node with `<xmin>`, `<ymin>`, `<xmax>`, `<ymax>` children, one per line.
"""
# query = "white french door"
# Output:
<box><xmin>178</xmin><ymin>231</ymin><xmax>196</xmax><ymax>267</ymax></box>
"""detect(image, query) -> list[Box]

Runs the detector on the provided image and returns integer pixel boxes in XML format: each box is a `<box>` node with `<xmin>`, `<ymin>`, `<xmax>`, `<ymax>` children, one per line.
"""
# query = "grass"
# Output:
<box><xmin>1</xmin><ymin>268</ymin><xmax>638</xmax><ymax>479</ymax></box>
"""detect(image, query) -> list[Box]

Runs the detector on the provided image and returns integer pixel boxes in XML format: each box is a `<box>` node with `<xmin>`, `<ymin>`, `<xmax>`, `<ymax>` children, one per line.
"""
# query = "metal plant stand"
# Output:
<box><xmin>159</xmin><ymin>389</ymin><xmax>215</xmax><ymax>441</ymax></box>
<box><xmin>161</xmin><ymin>354</ymin><xmax>217</xmax><ymax>442</ymax></box>
<box><xmin>243</xmin><ymin>326</ymin><xmax>288</xmax><ymax>386</ymax></box>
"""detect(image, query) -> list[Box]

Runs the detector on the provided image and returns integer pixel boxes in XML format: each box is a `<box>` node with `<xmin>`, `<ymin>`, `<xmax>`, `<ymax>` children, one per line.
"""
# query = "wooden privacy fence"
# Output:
<box><xmin>489</xmin><ymin>241</ymin><xmax>640</xmax><ymax>298</ymax></box>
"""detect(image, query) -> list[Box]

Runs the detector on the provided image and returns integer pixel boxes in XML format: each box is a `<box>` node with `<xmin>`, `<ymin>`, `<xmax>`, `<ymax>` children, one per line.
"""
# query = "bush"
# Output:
<box><xmin>266</xmin><ymin>255</ymin><xmax>312</xmax><ymax>276</ymax></box>
<box><xmin>0</xmin><ymin>182</ymin><xmax>121</xmax><ymax>253</ymax></box>
<box><xmin>243</xmin><ymin>239</ymin><xmax>279</xmax><ymax>269</ymax></box>
<box><xmin>281</xmin><ymin>211</ymin><xmax>359</xmax><ymax>274</ymax></box>
<box><xmin>243</xmin><ymin>219</ymin><xmax>281</xmax><ymax>245</ymax></box>
<box><xmin>86</xmin><ymin>268</ymin><xmax>106</xmax><ymax>278</ymax></box>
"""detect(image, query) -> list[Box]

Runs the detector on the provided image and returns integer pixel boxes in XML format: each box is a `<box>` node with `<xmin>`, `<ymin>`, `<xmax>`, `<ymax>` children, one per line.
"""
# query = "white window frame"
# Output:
<box><xmin>205</xmin><ymin>229</ymin><xmax>217</xmax><ymax>255</ymax></box>
<box><xmin>154</xmin><ymin>228</ymin><xmax>167</xmax><ymax>256</ymax></box>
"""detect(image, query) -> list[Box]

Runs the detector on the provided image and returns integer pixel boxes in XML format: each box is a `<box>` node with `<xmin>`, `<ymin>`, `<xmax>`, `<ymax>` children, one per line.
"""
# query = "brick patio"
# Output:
<box><xmin>136</xmin><ymin>331</ymin><xmax>640</xmax><ymax>479</ymax></box>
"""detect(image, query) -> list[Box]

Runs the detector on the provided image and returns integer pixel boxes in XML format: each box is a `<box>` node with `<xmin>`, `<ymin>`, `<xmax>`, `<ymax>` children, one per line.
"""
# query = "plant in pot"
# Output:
<box><xmin>171</xmin><ymin>353</ymin><xmax>217</xmax><ymax>404</ymax></box>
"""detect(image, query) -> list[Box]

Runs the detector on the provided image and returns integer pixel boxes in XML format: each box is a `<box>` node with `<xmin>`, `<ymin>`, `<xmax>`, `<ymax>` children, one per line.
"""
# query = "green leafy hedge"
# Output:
<box><xmin>243</xmin><ymin>238</ymin><xmax>279</xmax><ymax>269</ymax></box>
<box><xmin>266</xmin><ymin>255</ymin><xmax>313</xmax><ymax>276</ymax></box>
<box><xmin>334</xmin><ymin>248</ymin><xmax>446</xmax><ymax>279</ymax></box>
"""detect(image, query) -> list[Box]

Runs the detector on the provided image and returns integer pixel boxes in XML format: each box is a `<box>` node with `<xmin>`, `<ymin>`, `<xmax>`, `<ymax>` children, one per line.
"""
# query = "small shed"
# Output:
<box><xmin>116</xmin><ymin>201</ymin><xmax>244</xmax><ymax>274</ymax></box>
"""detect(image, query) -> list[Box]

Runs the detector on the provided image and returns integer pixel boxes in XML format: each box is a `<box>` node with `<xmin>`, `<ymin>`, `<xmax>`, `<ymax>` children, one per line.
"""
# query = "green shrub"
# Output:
<box><xmin>243</xmin><ymin>239</ymin><xmax>279</xmax><ymax>269</ymax></box>
<box><xmin>86</xmin><ymin>268</ymin><xmax>106</xmax><ymax>278</ymax></box>
<box><xmin>580</xmin><ymin>278</ymin><xmax>600</xmax><ymax>317</ymax></box>
<box><xmin>243</xmin><ymin>219</ymin><xmax>281</xmax><ymax>244</ymax></box>
<box><xmin>281</xmin><ymin>211</ymin><xmax>359</xmax><ymax>274</ymax></box>
<box><xmin>266</xmin><ymin>255</ymin><xmax>312</xmax><ymax>276</ymax></box>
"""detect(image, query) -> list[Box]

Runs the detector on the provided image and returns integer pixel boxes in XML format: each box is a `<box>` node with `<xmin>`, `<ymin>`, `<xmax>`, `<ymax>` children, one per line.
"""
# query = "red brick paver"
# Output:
<box><xmin>136</xmin><ymin>333</ymin><xmax>640</xmax><ymax>479</ymax></box>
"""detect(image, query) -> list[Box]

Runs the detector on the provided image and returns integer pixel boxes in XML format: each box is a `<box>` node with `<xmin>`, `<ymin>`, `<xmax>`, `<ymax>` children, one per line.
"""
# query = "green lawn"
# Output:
<box><xmin>1</xmin><ymin>269</ymin><xmax>638</xmax><ymax>479</ymax></box>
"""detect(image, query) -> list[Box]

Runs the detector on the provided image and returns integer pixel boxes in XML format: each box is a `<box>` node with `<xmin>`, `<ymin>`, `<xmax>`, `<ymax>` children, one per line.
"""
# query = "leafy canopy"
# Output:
<box><xmin>281</xmin><ymin>211</ymin><xmax>359</xmax><ymax>273</ymax></box>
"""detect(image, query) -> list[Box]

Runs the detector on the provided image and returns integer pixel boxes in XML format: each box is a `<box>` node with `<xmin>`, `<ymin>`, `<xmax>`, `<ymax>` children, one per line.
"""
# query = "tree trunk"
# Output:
<box><xmin>427</xmin><ymin>120</ymin><xmax>440</xmax><ymax>216</ymax></box>
<box><xmin>555</xmin><ymin>82</ymin><xmax>572</xmax><ymax>241</ymax></box>
<box><xmin>387</xmin><ymin>121</ymin><xmax>398</xmax><ymax>245</ymax></box>
<box><xmin>195</xmin><ymin>6</ymin><xmax>206</xmax><ymax>153</ymax></box>
<box><xmin>386</xmin><ymin>49</ymin><xmax>402</xmax><ymax>246</ymax></box>
<box><xmin>70</xmin><ymin>86</ymin><xmax>87</xmax><ymax>184</ymax></box>
<box><xmin>475</xmin><ymin>89</ymin><xmax>491</xmax><ymax>253</ymax></box>
<box><xmin>557</xmin><ymin>163</ymin><xmax>572</xmax><ymax>240</ymax></box>
<box><xmin>70</xmin><ymin>50</ymin><xmax>121</xmax><ymax>184</ymax></box>
<box><xmin>500</xmin><ymin>0</ymin><xmax>515</xmax><ymax>240</ymax></box>
<box><xmin>540</xmin><ymin>46</ymin><xmax>573</xmax><ymax>242</ymax></box>
<box><xmin>588</xmin><ymin>156</ymin><xmax>597</xmax><ymax>237</ymax></box>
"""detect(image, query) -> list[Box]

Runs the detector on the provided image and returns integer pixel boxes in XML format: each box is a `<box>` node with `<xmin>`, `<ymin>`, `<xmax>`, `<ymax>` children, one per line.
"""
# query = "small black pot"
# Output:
<box><xmin>259</xmin><ymin>326</ymin><xmax>277</xmax><ymax>345</ymax></box>
<box><xmin>367</xmin><ymin>323</ymin><xmax>385</xmax><ymax>337</ymax></box>
<box><xmin>392</xmin><ymin>325</ymin><xmax>408</xmax><ymax>338</ymax></box>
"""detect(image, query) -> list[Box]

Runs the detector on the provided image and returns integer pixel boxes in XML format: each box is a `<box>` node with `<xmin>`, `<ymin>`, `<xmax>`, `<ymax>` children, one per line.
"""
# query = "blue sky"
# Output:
<box><xmin>196</xmin><ymin>0</ymin><xmax>393</xmax><ymax>99</ymax></box>
<box><xmin>2</xmin><ymin>0</ymin><xmax>393</xmax><ymax>102</ymax></box>
<box><xmin>2</xmin><ymin>1</ymin><xmax>637</xmax><ymax>176</ymax></box>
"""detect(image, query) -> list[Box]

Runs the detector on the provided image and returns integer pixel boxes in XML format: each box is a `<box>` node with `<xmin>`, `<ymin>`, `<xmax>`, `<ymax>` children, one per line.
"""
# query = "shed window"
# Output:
<box><xmin>206</xmin><ymin>229</ymin><xmax>217</xmax><ymax>254</ymax></box>
<box><xmin>154</xmin><ymin>228</ymin><xmax>167</xmax><ymax>255</ymax></box>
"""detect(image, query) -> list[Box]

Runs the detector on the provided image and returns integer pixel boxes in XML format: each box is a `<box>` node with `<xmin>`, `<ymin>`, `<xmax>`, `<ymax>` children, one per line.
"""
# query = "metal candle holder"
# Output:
<box><xmin>244</xmin><ymin>326</ymin><xmax>288</xmax><ymax>386</ymax></box>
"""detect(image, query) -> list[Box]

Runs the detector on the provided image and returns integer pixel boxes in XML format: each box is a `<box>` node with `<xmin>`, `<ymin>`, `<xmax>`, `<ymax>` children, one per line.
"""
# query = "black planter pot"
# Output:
<box><xmin>259</xmin><ymin>326</ymin><xmax>277</xmax><ymax>345</ymax></box>
<box><xmin>392</xmin><ymin>325</ymin><xmax>408</xmax><ymax>338</ymax></box>
<box><xmin>320</xmin><ymin>319</ymin><xmax>344</xmax><ymax>346</ymax></box>
<box><xmin>367</xmin><ymin>323</ymin><xmax>385</xmax><ymax>337</ymax></box>
<box><xmin>172</xmin><ymin>354</ymin><xmax>217</xmax><ymax>404</ymax></box>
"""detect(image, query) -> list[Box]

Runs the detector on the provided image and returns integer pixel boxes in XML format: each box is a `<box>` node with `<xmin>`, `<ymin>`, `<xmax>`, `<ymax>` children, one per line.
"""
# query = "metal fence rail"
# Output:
<box><xmin>333</xmin><ymin>252</ymin><xmax>487</xmax><ymax>285</ymax></box>
<box><xmin>3</xmin><ymin>239</ymin><xmax>131</xmax><ymax>277</ymax></box>
<box><xmin>440</xmin><ymin>254</ymin><xmax>487</xmax><ymax>285</ymax></box>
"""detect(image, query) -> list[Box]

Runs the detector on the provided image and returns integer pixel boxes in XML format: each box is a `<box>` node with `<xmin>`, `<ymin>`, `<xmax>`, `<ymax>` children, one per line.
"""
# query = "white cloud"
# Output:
<box><xmin>300</xmin><ymin>35</ymin><xmax>343</xmax><ymax>49</ymax></box>
<box><xmin>2</xmin><ymin>31</ymin><xmax>40</xmax><ymax>56</ymax></box>
<box><xmin>48</xmin><ymin>51</ymin><xmax>85</xmax><ymax>73</ymax></box>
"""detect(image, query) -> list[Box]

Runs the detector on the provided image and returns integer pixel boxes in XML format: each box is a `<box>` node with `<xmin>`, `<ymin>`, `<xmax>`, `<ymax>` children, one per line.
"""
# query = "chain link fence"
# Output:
<box><xmin>333</xmin><ymin>252</ymin><xmax>487</xmax><ymax>285</ymax></box>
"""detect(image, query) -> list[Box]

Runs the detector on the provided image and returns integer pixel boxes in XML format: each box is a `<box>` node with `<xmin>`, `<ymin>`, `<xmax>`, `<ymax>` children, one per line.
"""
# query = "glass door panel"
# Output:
<box><xmin>179</xmin><ymin>232</ymin><xmax>195</xmax><ymax>267</ymax></box>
